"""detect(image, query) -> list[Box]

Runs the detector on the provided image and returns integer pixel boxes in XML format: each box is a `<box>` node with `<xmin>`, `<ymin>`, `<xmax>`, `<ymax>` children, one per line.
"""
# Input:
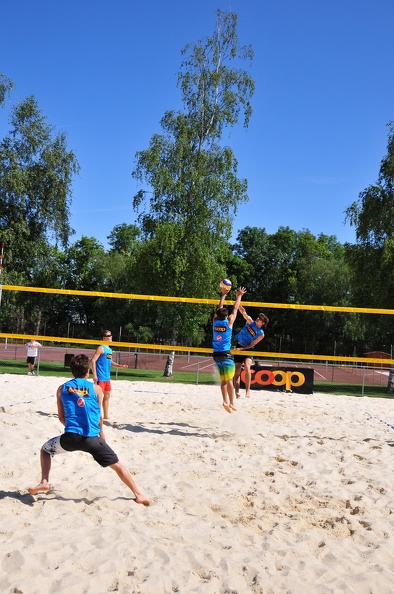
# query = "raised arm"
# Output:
<box><xmin>218</xmin><ymin>284</ymin><xmax>231</xmax><ymax>308</ymax></box>
<box><xmin>228</xmin><ymin>287</ymin><xmax>247</xmax><ymax>326</ymax></box>
<box><xmin>213</xmin><ymin>284</ymin><xmax>232</xmax><ymax>320</ymax></box>
<box><xmin>239</xmin><ymin>305</ymin><xmax>253</xmax><ymax>325</ymax></box>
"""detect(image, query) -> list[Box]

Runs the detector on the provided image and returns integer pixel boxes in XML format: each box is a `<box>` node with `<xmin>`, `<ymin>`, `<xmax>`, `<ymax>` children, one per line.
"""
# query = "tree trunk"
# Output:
<box><xmin>34</xmin><ymin>309</ymin><xmax>42</xmax><ymax>335</ymax></box>
<box><xmin>387</xmin><ymin>365</ymin><xmax>394</xmax><ymax>394</ymax></box>
<box><xmin>163</xmin><ymin>351</ymin><xmax>175</xmax><ymax>377</ymax></box>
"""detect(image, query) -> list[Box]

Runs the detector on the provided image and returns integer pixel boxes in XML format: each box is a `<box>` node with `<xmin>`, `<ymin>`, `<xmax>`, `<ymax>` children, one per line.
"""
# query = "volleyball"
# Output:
<box><xmin>220</xmin><ymin>278</ymin><xmax>232</xmax><ymax>291</ymax></box>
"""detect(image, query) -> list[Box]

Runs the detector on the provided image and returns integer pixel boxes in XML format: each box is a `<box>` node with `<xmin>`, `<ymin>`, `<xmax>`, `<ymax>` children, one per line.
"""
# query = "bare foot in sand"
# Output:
<box><xmin>135</xmin><ymin>495</ymin><xmax>150</xmax><ymax>506</ymax></box>
<box><xmin>245</xmin><ymin>392</ymin><xmax>251</xmax><ymax>398</ymax></box>
<box><xmin>28</xmin><ymin>481</ymin><xmax>50</xmax><ymax>495</ymax></box>
<box><xmin>222</xmin><ymin>403</ymin><xmax>232</xmax><ymax>413</ymax></box>
<box><xmin>230</xmin><ymin>404</ymin><xmax>237</xmax><ymax>411</ymax></box>
<box><xmin>235</xmin><ymin>393</ymin><xmax>241</xmax><ymax>399</ymax></box>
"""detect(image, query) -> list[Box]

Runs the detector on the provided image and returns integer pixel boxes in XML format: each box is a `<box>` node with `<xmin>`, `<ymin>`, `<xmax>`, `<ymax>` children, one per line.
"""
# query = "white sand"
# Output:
<box><xmin>1</xmin><ymin>374</ymin><xmax>394</xmax><ymax>594</ymax></box>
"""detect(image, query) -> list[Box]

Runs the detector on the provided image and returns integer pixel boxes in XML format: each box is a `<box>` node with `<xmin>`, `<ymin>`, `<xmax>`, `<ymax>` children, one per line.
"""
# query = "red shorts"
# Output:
<box><xmin>97</xmin><ymin>380</ymin><xmax>111</xmax><ymax>393</ymax></box>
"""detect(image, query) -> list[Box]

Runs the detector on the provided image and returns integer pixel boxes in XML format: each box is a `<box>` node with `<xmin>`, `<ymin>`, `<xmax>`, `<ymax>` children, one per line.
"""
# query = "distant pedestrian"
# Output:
<box><xmin>26</xmin><ymin>339</ymin><xmax>42</xmax><ymax>376</ymax></box>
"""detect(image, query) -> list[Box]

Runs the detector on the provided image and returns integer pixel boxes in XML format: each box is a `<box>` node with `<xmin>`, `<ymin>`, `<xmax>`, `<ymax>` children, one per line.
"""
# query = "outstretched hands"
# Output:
<box><xmin>220</xmin><ymin>284</ymin><xmax>232</xmax><ymax>295</ymax></box>
<box><xmin>220</xmin><ymin>285</ymin><xmax>247</xmax><ymax>297</ymax></box>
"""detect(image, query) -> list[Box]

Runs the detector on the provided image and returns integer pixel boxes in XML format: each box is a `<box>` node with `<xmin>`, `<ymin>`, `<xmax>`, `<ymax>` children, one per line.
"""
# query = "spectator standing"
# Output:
<box><xmin>26</xmin><ymin>339</ymin><xmax>42</xmax><ymax>376</ymax></box>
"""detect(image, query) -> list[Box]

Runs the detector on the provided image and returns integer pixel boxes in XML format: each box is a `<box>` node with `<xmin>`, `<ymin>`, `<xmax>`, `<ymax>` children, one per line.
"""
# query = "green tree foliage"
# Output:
<box><xmin>62</xmin><ymin>229</ymin><xmax>144</xmax><ymax>338</ymax></box>
<box><xmin>0</xmin><ymin>73</ymin><xmax>14</xmax><ymax>107</ymax></box>
<box><xmin>63</xmin><ymin>237</ymin><xmax>106</xmax><ymax>331</ymax></box>
<box><xmin>345</xmin><ymin>122</ymin><xmax>394</xmax><ymax>355</ymax></box>
<box><xmin>0</xmin><ymin>96</ymin><xmax>79</xmax><ymax>276</ymax></box>
<box><xmin>107</xmin><ymin>223</ymin><xmax>141</xmax><ymax>254</ymax></box>
<box><xmin>345</xmin><ymin>122</ymin><xmax>394</xmax><ymax>309</ymax></box>
<box><xmin>94</xmin><ymin>225</ymin><xmax>145</xmax><ymax>336</ymax></box>
<box><xmin>231</xmin><ymin>227</ymin><xmax>352</xmax><ymax>355</ymax></box>
<box><xmin>131</xmin><ymin>10</ymin><xmax>255</xmax><ymax>350</ymax></box>
<box><xmin>233</xmin><ymin>226</ymin><xmax>349</xmax><ymax>303</ymax></box>
<box><xmin>0</xmin><ymin>95</ymin><xmax>79</xmax><ymax>334</ymax></box>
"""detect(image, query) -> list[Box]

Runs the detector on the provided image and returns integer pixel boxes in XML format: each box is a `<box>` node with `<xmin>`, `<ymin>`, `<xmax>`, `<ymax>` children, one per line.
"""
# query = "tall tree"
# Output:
<box><xmin>345</xmin><ymin>122</ymin><xmax>394</xmax><ymax>361</ymax></box>
<box><xmin>232</xmin><ymin>226</ymin><xmax>352</xmax><ymax>356</ymax></box>
<box><xmin>63</xmin><ymin>236</ymin><xmax>106</xmax><ymax>332</ymax></box>
<box><xmin>107</xmin><ymin>223</ymin><xmax>141</xmax><ymax>254</ymax></box>
<box><xmin>0</xmin><ymin>73</ymin><xmax>14</xmax><ymax>107</ymax></box>
<box><xmin>345</xmin><ymin>122</ymin><xmax>394</xmax><ymax>310</ymax></box>
<box><xmin>0</xmin><ymin>95</ymin><xmax>79</xmax><ymax>334</ymax></box>
<box><xmin>0</xmin><ymin>96</ymin><xmax>79</xmax><ymax>276</ymax></box>
<box><xmin>131</xmin><ymin>10</ymin><xmax>254</xmax><ymax>374</ymax></box>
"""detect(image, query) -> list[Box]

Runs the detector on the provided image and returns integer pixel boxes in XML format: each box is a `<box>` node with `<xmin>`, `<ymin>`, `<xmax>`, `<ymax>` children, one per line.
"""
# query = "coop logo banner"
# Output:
<box><xmin>240</xmin><ymin>366</ymin><xmax>314</xmax><ymax>394</ymax></box>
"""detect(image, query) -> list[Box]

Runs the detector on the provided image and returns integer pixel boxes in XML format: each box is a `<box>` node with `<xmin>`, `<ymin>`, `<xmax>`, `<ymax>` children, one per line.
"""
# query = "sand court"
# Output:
<box><xmin>1</xmin><ymin>374</ymin><xmax>394</xmax><ymax>593</ymax></box>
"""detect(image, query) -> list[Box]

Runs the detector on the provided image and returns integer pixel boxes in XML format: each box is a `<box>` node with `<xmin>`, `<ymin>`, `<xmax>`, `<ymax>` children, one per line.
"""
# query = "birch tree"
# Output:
<box><xmin>131</xmin><ymin>10</ymin><xmax>254</xmax><ymax>375</ymax></box>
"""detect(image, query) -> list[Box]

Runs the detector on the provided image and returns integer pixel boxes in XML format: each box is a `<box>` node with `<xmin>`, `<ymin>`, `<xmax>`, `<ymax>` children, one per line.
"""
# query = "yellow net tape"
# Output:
<box><xmin>1</xmin><ymin>285</ymin><xmax>393</xmax><ymax>364</ymax></box>
<box><xmin>0</xmin><ymin>333</ymin><xmax>393</xmax><ymax>366</ymax></box>
<box><xmin>1</xmin><ymin>284</ymin><xmax>394</xmax><ymax>314</ymax></box>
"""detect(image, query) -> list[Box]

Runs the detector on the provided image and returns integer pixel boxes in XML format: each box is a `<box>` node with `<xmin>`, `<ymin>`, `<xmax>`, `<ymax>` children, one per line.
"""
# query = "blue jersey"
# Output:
<box><xmin>235</xmin><ymin>321</ymin><xmax>264</xmax><ymax>349</ymax></box>
<box><xmin>95</xmin><ymin>345</ymin><xmax>113</xmax><ymax>381</ymax></box>
<box><xmin>60</xmin><ymin>378</ymin><xmax>101</xmax><ymax>437</ymax></box>
<box><xmin>212</xmin><ymin>318</ymin><xmax>232</xmax><ymax>354</ymax></box>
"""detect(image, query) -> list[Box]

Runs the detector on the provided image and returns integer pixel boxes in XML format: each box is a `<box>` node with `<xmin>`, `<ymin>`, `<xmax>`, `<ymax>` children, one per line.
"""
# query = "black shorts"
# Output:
<box><xmin>233</xmin><ymin>344</ymin><xmax>253</xmax><ymax>364</ymax></box>
<box><xmin>59</xmin><ymin>433</ymin><xmax>119</xmax><ymax>467</ymax></box>
<box><xmin>26</xmin><ymin>356</ymin><xmax>36</xmax><ymax>364</ymax></box>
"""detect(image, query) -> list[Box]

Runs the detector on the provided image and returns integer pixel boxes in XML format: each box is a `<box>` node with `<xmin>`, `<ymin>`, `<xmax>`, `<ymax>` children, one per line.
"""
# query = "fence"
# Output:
<box><xmin>0</xmin><ymin>341</ymin><xmax>391</xmax><ymax>395</ymax></box>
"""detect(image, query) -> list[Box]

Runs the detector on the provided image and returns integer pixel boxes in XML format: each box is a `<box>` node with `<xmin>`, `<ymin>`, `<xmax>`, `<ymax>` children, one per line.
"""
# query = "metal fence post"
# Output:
<box><xmin>115</xmin><ymin>350</ymin><xmax>120</xmax><ymax>379</ymax></box>
<box><xmin>36</xmin><ymin>349</ymin><xmax>41</xmax><ymax>377</ymax></box>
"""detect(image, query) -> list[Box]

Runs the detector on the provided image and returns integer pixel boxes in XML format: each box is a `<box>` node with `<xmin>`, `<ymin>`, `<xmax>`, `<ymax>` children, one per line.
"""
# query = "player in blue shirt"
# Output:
<box><xmin>234</xmin><ymin>307</ymin><xmax>269</xmax><ymax>399</ymax></box>
<box><xmin>91</xmin><ymin>329</ymin><xmax>128</xmax><ymax>419</ymax></box>
<box><xmin>212</xmin><ymin>284</ymin><xmax>246</xmax><ymax>412</ymax></box>
<box><xmin>28</xmin><ymin>354</ymin><xmax>149</xmax><ymax>506</ymax></box>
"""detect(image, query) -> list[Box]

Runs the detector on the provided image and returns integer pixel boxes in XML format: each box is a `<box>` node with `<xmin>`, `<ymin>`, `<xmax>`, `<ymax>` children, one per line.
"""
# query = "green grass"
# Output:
<box><xmin>314</xmin><ymin>382</ymin><xmax>394</xmax><ymax>398</ymax></box>
<box><xmin>0</xmin><ymin>359</ymin><xmax>216</xmax><ymax>385</ymax></box>
<box><xmin>1</xmin><ymin>360</ymin><xmax>392</xmax><ymax>397</ymax></box>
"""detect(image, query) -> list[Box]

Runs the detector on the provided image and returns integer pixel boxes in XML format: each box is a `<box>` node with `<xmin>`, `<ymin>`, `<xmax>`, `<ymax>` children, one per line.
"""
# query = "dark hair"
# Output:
<box><xmin>101</xmin><ymin>329</ymin><xmax>111</xmax><ymax>337</ymax></box>
<box><xmin>70</xmin><ymin>354</ymin><xmax>90</xmax><ymax>378</ymax></box>
<box><xmin>215</xmin><ymin>307</ymin><xmax>228</xmax><ymax>320</ymax></box>
<box><xmin>257</xmin><ymin>313</ymin><xmax>269</xmax><ymax>326</ymax></box>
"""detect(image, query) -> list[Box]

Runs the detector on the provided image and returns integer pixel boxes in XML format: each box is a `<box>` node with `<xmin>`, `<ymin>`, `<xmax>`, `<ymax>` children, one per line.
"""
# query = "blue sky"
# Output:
<box><xmin>1</xmin><ymin>0</ymin><xmax>393</xmax><ymax>248</ymax></box>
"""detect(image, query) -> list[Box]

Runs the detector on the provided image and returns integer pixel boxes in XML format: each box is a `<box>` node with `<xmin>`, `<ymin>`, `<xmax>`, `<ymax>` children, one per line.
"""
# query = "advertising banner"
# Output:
<box><xmin>240</xmin><ymin>364</ymin><xmax>314</xmax><ymax>394</ymax></box>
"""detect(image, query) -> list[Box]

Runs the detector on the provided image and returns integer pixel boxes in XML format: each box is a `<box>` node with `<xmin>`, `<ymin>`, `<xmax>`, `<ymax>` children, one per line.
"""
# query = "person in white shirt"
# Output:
<box><xmin>26</xmin><ymin>339</ymin><xmax>42</xmax><ymax>375</ymax></box>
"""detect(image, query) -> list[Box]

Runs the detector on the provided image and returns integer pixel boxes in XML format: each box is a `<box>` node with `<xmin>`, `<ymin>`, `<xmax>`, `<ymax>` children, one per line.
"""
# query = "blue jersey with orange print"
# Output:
<box><xmin>235</xmin><ymin>321</ymin><xmax>264</xmax><ymax>348</ymax></box>
<box><xmin>212</xmin><ymin>318</ymin><xmax>232</xmax><ymax>353</ymax></box>
<box><xmin>60</xmin><ymin>378</ymin><xmax>101</xmax><ymax>437</ymax></box>
<box><xmin>95</xmin><ymin>344</ymin><xmax>113</xmax><ymax>381</ymax></box>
